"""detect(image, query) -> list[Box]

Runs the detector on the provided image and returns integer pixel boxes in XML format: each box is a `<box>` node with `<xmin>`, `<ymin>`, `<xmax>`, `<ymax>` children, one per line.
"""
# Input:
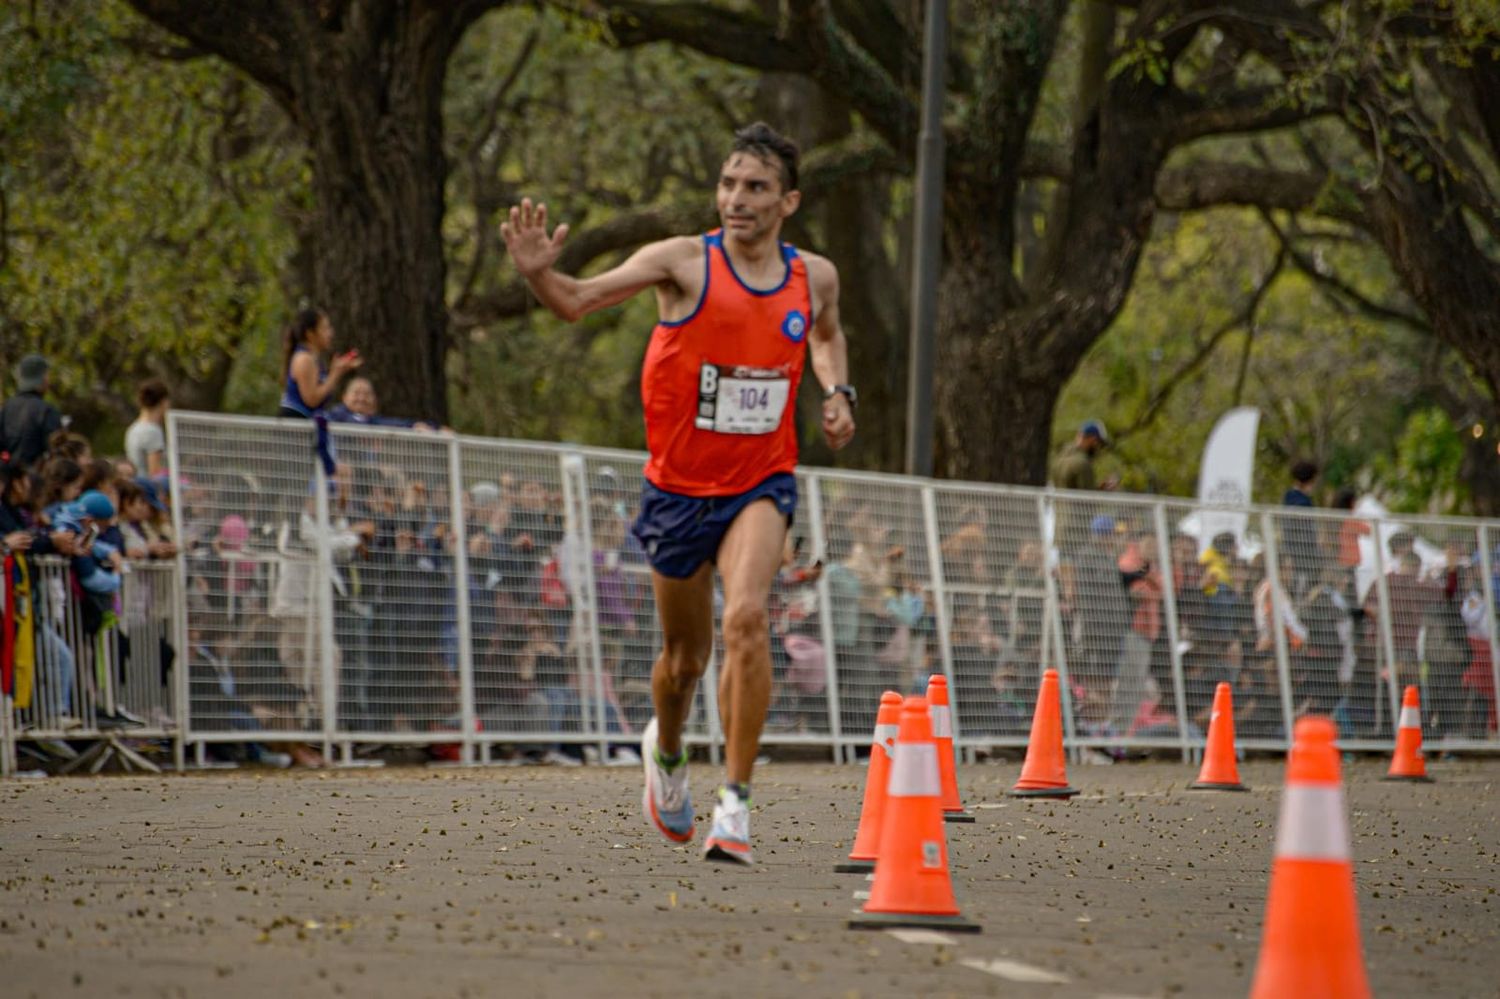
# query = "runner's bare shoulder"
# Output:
<box><xmin>798</xmin><ymin>250</ymin><xmax>840</xmax><ymax>319</ymax></box>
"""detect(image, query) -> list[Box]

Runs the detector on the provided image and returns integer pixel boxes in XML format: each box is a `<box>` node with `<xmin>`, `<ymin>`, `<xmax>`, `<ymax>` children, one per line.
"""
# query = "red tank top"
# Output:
<box><xmin>641</xmin><ymin>230</ymin><xmax>812</xmax><ymax>496</ymax></box>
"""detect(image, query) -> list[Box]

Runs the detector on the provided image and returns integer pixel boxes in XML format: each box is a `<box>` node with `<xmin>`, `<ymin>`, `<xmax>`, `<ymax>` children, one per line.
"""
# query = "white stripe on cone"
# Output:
<box><xmin>929</xmin><ymin>704</ymin><xmax>953</xmax><ymax>739</ymax></box>
<box><xmin>1399</xmin><ymin>706</ymin><xmax>1421</xmax><ymax>729</ymax></box>
<box><xmin>887</xmin><ymin>742</ymin><xmax>940</xmax><ymax>797</ymax></box>
<box><xmin>1275</xmin><ymin>785</ymin><xmax>1351</xmax><ymax>862</ymax></box>
<box><xmin>873</xmin><ymin>723</ymin><xmax>900</xmax><ymax>758</ymax></box>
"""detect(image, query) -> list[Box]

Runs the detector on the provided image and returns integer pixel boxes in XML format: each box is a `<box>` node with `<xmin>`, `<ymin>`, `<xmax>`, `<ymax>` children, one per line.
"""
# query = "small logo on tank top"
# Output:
<box><xmin>781</xmin><ymin>310</ymin><xmax>807</xmax><ymax>344</ymax></box>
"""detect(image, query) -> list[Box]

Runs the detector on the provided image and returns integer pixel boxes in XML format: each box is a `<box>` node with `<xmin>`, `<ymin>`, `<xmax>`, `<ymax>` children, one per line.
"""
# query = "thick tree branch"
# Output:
<box><xmin>591</xmin><ymin>0</ymin><xmax>917</xmax><ymax>156</ymax></box>
<box><xmin>126</xmin><ymin>0</ymin><xmax>296</xmax><ymax>111</ymax></box>
<box><xmin>1154</xmin><ymin>162</ymin><xmax>1363</xmax><ymax>224</ymax></box>
<box><xmin>1169</xmin><ymin>84</ymin><xmax>1321</xmax><ymax>143</ymax></box>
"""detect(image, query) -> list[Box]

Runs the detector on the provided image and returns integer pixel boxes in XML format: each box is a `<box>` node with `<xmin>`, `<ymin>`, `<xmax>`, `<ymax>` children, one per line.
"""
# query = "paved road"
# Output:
<box><xmin>2</xmin><ymin>758</ymin><xmax>1496</xmax><ymax>997</ymax></box>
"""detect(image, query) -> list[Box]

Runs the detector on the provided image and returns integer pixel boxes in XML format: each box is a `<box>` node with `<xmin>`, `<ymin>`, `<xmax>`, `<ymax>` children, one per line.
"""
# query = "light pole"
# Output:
<box><xmin>904</xmin><ymin>0</ymin><xmax>948</xmax><ymax>478</ymax></box>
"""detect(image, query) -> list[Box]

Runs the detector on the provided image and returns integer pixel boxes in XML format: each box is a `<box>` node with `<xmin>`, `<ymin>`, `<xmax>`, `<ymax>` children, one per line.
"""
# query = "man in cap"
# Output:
<box><xmin>1051</xmin><ymin>419</ymin><xmax>1111</xmax><ymax>492</ymax></box>
<box><xmin>0</xmin><ymin>355</ymin><xmax>65</xmax><ymax>469</ymax></box>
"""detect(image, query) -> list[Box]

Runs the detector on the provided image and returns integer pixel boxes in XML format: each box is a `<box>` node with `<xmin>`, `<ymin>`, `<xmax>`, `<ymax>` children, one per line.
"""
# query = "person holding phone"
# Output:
<box><xmin>278</xmin><ymin>308</ymin><xmax>363</xmax><ymax>419</ymax></box>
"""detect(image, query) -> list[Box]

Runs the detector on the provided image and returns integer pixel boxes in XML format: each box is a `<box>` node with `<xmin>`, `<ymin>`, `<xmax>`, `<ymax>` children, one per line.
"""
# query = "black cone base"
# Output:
<box><xmin>833</xmin><ymin>859</ymin><xmax>875</xmax><ymax>874</ymax></box>
<box><xmin>943</xmin><ymin>811</ymin><xmax>976</xmax><ymax>823</ymax></box>
<box><xmin>1188</xmin><ymin>781</ymin><xmax>1249</xmax><ymax>792</ymax></box>
<box><xmin>1381</xmin><ymin>773</ymin><xmax>1435</xmax><ymax>783</ymax></box>
<box><xmin>1007</xmin><ymin>785</ymin><xmax>1079</xmax><ymax>799</ymax></box>
<box><xmin>848</xmin><ymin>910</ymin><xmax>982</xmax><ymax>933</ymax></box>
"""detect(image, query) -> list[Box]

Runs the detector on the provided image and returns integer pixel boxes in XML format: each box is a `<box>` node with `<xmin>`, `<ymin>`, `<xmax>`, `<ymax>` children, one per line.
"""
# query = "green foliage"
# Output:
<box><xmin>1371</xmin><ymin>408</ymin><xmax>1469</xmax><ymax>513</ymax></box>
<box><xmin>1054</xmin><ymin>205</ymin><xmax>1475</xmax><ymax>510</ymax></box>
<box><xmin>0</xmin><ymin>0</ymin><xmax>302</xmax><ymax>433</ymax></box>
<box><xmin>441</xmin><ymin>6</ymin><xmax>756</xmax><ymax>445</ymax></box>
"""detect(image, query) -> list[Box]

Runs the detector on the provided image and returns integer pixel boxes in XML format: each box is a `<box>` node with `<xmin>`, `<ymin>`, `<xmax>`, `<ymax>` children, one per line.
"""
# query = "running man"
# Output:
<box><xmin>501</xmin><ymin>122</ymin><xmax>855</xmax><ymax>864</ymax></box>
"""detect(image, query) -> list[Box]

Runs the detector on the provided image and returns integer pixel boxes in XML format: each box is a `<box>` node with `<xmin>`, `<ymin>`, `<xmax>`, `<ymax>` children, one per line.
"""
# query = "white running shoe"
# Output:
<box><xmin>640</xmin><ymin>718</ymin><xmax>694</xmax><ymax>844</ymax></box>
<box><xmin>702</xmin><ymin>786</ymin><xmax>753</xmax><ymax>866</ymax></box>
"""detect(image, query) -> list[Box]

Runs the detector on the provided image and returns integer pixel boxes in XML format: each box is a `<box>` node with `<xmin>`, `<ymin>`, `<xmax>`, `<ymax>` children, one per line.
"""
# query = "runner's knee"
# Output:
<box><xmin>661</xmin><ymin>636</ymin><xmax>710</xmax><ymax>679</ymax></box>
<box><xmin>722</xmin><ymin>602</ymin><xmax>769</xmax><ymax>654</ymax></box>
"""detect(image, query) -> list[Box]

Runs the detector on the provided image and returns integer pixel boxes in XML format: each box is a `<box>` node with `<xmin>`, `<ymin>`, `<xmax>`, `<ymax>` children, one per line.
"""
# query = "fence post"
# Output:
<box><xmin>558</xmin><ymin>453</ymin><xmax>607</xmax><ymax>760</ymax></box>
<box><xmin>313</xmin><ymin>461</ymin><xmax>338</xmax><ymax>761</ymax></box>
<box><xmin>166</xmin><ymin>410</ymin><xmax>190</xmax><ymax>768</ymax></box>
<box><xmin>1037</xmin><ymin>493</ymin><xmax>1079</xmax><ymax>750</ymax></box>
<box><xmin>1260</xmin><ymin>512</ymin><xmax>1297</xmax><ymax>749</ymax></box>
<box><xmin>1479</xmin><ymin>524</ymin><xmax>1499</xmax><ymax>743</ymax></box>
<box><xmin>1368</xmin><ymin>516</ymin><xmax>1402</xmax><ymax>741</ymax></box>
<box><xmin>1</xmin><ymin>691</ymin><xmax>13</xmax><ymax>777</ymax></box>
<box><xmin>446</xmin><ymin>436</ymin><xmax>478</xmax><ymax>765</ymax></box>
<box><xmin>921</xmin><ymin>485</ymin><xmax>961</xmax><ymax>746</ymax></box>
<box><xmin>806</xmin><ymin>474</ymin><xmax>845</xmax><ymax>763</ymax></box>
<box><xmin>1152</xmin><ymin>503</ymin><xmax>1191</xmax><ymax>762</ymax></box>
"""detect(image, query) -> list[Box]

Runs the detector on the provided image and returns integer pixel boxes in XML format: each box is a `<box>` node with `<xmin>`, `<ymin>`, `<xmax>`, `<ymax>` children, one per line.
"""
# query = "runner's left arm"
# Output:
<box><xmin>806</xmin><ymin>256</ymin><xmax>855</xmax><ymax>451</ymax></box>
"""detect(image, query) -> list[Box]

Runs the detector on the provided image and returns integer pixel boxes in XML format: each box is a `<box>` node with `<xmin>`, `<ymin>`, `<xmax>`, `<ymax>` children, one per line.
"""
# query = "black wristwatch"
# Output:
<box><xmin>823</xmin><ymin>384</ymin><xmax>858</xmax><ymax>410</ymax></box>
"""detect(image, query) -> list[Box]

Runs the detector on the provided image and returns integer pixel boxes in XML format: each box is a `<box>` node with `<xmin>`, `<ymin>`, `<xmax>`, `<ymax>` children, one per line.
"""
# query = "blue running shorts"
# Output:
<box><xmin>630</xmin><ymin>473</ymin><xmax>798</xmax><ymax>579</ymax></box>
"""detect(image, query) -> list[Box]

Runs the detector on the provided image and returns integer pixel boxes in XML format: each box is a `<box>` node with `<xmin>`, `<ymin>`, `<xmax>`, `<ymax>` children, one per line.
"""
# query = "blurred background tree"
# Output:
<box><xmin>1</xmin><ymin>0</ymin><xmax>1495</xmax><ymax>514</ymax></box>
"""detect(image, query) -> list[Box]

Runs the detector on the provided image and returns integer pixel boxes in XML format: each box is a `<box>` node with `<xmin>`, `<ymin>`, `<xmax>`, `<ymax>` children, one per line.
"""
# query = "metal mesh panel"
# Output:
<box><xmin>15</xmin><ymin>558</ymin><xmax>88</xmax><ymax>735</ymax></box>
<box><xmin>458</xmin><ymin>440</ymin><xmax>594</xmax><ymax>750</ymax></box>
<box><xmin>1160</xmin><ymin>501</ymin><xmax>1274</xmax><ymax>743</ymax></box>
<box><xmin>173</xmin><ymin>415</ymin><xmax>319</xmax><ymax>739</ymax></box>
<box><xmin>327</xmin><ymin>423</ymin><xmax>462</xmax><ymax>740</ymax></box>
<box><xmin>135</xmin><ymin>410</ymin><xmax>1500</xmax><ymax>771</ymax></box>
<box><xmin>116</xmin><ymin>561</ymin><xmax>179</xmax><ymax>730</ymax></box>
<box><xmin>813</xmin><ymin>473</ymin><xmax>932</xmax><ymax>746</ymax></box>
<box><xmin>761</xmin><ymin>470</ymin><xmax>830</xmax><ymax>738</ymax></box>
<box><xmin>931</xmin><ymin>486</ymin><xmax>1046</xmax><ymax>742</ymax></box>
<box><xmin>1358</xmin><ymin>513</ymin><xmax>1495</xmax><ymax>747</ymax></box>
<box><xmin>576</xmin><ymin>450</ymin><xmax>722</xmax><ymax>749</ymax></box>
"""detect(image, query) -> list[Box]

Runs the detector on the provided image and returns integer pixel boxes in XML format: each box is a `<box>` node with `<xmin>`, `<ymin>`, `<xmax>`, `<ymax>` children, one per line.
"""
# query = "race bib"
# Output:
<box><xmin>695</xmin><ymin>363</ymin><xmax>791</xmax><ymax>435</ymax></box>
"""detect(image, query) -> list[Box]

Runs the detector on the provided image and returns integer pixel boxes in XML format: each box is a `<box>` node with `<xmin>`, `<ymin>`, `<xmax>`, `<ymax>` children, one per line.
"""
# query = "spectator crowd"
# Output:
<box><xmin>4</xmin><ymin>350</ymin><xmax>1498</xmax><ymax>774</ymax></box>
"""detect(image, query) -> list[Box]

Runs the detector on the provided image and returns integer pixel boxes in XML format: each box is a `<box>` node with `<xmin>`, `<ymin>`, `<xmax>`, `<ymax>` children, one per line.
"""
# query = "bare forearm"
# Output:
<box><xmin>809</xmin><ymin>328</ymin><xmax>849</xmax><ymax>391</ymax></box>
<box><xmin>523</xmin><ymin>268</ymin><xmax>589</xmax><ymax>322</ymax></box>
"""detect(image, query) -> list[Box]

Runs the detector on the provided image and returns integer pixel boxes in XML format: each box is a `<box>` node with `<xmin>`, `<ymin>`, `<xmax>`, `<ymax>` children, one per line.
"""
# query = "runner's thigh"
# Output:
<box><xmin>717</xmin><ymin>499</ymin><xmax>788</xmax><ymax>611</ymax></box>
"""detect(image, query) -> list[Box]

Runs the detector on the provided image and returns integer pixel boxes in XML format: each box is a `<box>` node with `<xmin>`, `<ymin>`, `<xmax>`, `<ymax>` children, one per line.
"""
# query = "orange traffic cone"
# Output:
<box><xmin>1007</xmin><ymin>669</ymin><xmax>1078</xmax><ymax>799</ymax></box>
<box><xmin>848</xmin><ymin>696</ymin><xmax>981</xmax><ymax>933</ymax></box>
<box><xmin>1189</xmin><ymin>682</ymin><xmax>1248</xmax><ymax>791</ymax></box>
<box><xmin>836</xmin><ymin>691</ymin><xmax>904</xmax><ymax>873</ymax></box>
<box><xmin>1383</xmin><ymin>685</ymin><xmax>1433</xmax><ymax>783</ymax></box>
<box><xmin>926</xmin><ymin>675</ymin><xmax>975</xmax><ymax>823</ymax></box>
<box><xmin>1249</xmin><ymin>715</ymin><xmax>1370</xmax><ymax>999</ymax></box>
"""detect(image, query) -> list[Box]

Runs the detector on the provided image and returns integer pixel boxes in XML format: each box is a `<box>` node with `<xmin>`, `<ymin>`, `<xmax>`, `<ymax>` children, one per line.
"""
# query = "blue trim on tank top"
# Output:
<box><xmin>717</xmin><ymin>232</ymin><xmax>792</xmax><ymax>296</ymax></box>
<box><xmin>658</xmin><ymin>235</ymin><xmax>713</xmax><ymax>329</ymax></box>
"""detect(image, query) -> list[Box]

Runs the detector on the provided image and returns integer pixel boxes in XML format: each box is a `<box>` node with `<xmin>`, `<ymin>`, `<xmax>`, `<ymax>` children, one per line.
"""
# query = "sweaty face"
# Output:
<box><xmin>716</xmin><ymin>153</ymin><xmax>798</xmax><ymax>244</ymax></box>
<box><xmin>344</xmin><ymin>378</ymin><xmax>377</xmax><ymax>416</ymax></box>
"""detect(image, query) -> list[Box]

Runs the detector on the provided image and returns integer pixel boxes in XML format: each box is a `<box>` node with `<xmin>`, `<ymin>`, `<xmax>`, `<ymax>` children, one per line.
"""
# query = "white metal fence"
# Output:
<box><xmin>3</xmin><ymin>410</ymin><xmax>1497</xmax><ymax>773</ymax></box>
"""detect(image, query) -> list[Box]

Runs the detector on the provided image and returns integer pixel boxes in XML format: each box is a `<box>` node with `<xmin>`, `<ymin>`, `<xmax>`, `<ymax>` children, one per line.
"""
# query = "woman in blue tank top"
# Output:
<box><xmin>278</xmin><ymin>308</ymin><xmax>363</xmax><ymax>418</ymax></box>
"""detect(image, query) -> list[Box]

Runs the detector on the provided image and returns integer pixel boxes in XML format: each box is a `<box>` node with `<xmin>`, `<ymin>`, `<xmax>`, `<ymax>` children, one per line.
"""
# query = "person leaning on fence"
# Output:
<box><xmin>2</xmin><ymin>460</ymin><xmax>82</xmax><ymax>728</ymax></box>
<box><xmin>0</xmin><ymin>355</ymin><xmax>66</xmax><ymax>471</ymax></box>
<box><xmin>326</xmin><ymin>376</ymin><xmax>436</xmax><ymax>430</ymax></box>
<box><xmin>125</xmin><ymin>378</ymin><xmax>171</xmax><ymax>479</ymax></box>
<box><xmin>278</xmin><ymin>308</ymin><xmax>363</xmax><ymax>419</ymax></box>
<box><xmin>116</xmin><ymin>478</ymin><xmax>177</xmax><ymax>561</ymax></box>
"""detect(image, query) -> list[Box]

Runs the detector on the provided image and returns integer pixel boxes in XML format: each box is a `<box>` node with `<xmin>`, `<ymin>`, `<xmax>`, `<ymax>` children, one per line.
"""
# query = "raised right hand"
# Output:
<box><xmin>500</xmin><ymin>197</ymin><xmax>570</xmax><ymax>278</ymax></box>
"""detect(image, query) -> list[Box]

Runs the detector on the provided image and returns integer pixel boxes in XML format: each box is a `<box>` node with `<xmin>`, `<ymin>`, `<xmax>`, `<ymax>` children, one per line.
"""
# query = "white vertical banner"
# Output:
<box><xmin>1194</xmin><ymin>407</ymin><xmax>1260</xmax><ymax>554</ymax></box>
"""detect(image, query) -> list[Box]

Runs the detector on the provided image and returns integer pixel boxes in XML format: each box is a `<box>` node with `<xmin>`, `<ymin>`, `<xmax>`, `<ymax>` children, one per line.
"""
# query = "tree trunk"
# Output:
<box><xmin>298</xmin><ymin>68</ymin><xmax>450</xmax><ymax>423</ymax></box>
<box><xmin>125</xmin><ymin>1</ymin><xmax>495</xmax><ymax>425</ymax></box>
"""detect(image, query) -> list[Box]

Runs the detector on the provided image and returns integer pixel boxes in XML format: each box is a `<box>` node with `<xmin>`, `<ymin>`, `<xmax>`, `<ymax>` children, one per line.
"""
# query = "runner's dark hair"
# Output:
<box><xmin>731</xmin><ymin>122</ymin><xmax>799</xmax><ymax>192</ymax></box>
